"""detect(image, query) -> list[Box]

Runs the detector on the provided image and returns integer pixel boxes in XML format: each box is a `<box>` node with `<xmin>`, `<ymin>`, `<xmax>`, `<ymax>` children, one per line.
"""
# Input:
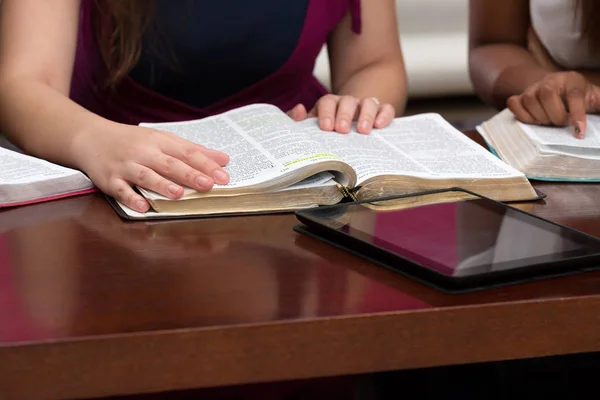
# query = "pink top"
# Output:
<box><xmin>70</xmin><ymin>0</ymin><xmax>362</xmax><ymax>125</ymax></box>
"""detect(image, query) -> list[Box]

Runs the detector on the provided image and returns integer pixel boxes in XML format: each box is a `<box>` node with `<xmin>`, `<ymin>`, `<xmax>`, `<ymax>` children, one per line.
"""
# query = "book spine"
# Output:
<box><xmin>336</xmin><ymin>184</ymin><xmax>358</xmax><ymax>201</ymax></box>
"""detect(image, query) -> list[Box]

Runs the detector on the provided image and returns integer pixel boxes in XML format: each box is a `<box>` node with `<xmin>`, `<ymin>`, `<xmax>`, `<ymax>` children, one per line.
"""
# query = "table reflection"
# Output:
<box><xmin>0</xmin><ymin>195</ymin><xmax>433</xmax><ymax>344</ymax></box>
<box><xmin>4</xmin><ymin>191</ymin><xmax>600</xmax><ymax>346</ymax></box>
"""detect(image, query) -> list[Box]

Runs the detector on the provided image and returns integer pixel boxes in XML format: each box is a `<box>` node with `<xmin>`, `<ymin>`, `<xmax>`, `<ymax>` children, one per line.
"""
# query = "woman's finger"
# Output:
<box><xmin>288</xmin><ymin>104</ymin><xmax>308</xmax><ymax>121</ymax></box>
<box><xmin>147</xmin><ymin>153</ymin><xmax>215</xmax><ymax>191</ymax></box>
<box><xmin>155</xmin><ymin>129</ymin><xmax>230</xmax><ymax>167</ymax></box>
<box><xmin>198</xmin><ymin>147</ymin><xmax>230</xmax><ymax>167</ymax></box>
<box><xmin>125</xmin><ymin>163</ymin><xmax>187</xmax><ymax>199</ymax></box>
<box><xmin>334</xmin><ymin>96</ymin><xmax>359</xmax><ymax>133</ymax></box>
<box><xmin>180</xmin><ymin>141</ymin><xmax>230</xmax><ymax>167</ymax></box>
<box><xmin>566</xmin><ymin>85</ymin><xmax>587</xmax><ymax>138</ymax></box>
<box><xmin>537</xmin><ymin>84</ymin><xmax>569</xmax><ymax>126</ymax></box>
<box><xmin>356</xmin><ymin>98</ymin><xmax>379</xmax><ymax>134</ymax></box>
<box><xmin>521</xmin><ymin>89</ymin><xmax>551</xmax><ymax>125</ymax></box>
<box><xmin>316</xmin><ymin>95</ymin><xmax>338</xmax><ymax>131</ymax></box>
<box><xmin>375</xmin><ymin>104</ymin><xmax>395</xmax><ymax>129</ymax></box>
<box><xmin>107</xmin><ymin>178</ymin><xmax>151</xmax><ymax>213</ymax></box>
<box><xmin>507</xmin><ymin>95</ymin><xmax>537</xmax><ymax>124</ymax></box>
<box><xmin>162</xmin><ymin>141</ymin><xmax>230</xmax><ymax>185</ymax></box>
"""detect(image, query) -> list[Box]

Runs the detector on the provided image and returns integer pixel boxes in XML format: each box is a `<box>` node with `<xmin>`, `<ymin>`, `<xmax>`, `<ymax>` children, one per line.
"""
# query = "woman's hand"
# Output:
<box><xmin>288</xmin><ymin>95</ymin><xmax>396</xmax><ymax>134</ymax></box>
<box><xmin>73</xmin><ymin>124</ymin><xmax>230</xmax><ymax>212</ymax></box>
<box><xmin>507</xmin><ymin>71</ymin><xmax>600</xmax><ymax>138</ymax></box>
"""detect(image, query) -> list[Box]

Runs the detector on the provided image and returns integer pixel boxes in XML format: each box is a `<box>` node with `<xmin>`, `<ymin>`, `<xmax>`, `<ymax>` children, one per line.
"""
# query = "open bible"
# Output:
<box><xmin>109</xmin><ymin>104</ymin><xmax>539</xmax><ymax>219</ymax></box>
<box><xmin>478</xmin><ymin>109</ymin><xmax>600</xmax><ymax>181</ymax></box>
<box><xmin>0</xmin><ymin>145</ymin><xmax>95</xmax><ymax>208</ymax></box>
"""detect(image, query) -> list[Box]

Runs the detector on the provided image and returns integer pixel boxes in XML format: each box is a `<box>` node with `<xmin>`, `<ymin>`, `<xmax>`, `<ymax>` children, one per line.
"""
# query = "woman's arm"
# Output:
<box><xmin>0</xmin><ymin>0</ymin><xmax>94</xmax><ymax>163</ymax></box>
<box><xmin>289</xmin><ymin>0</ymin><xmax>406</xmax><ymax>134</ymax></box>
<box><xmin>469</xmin><ymin>0</ymin><xmax>600</xmax><ymax>136</ymax></box>
<box><xmin>0</xmin><ymin>0</ymin><xmax>229</xmax><ymax>212</ymax></box>
<box><xmin>328</xmin><ymin>0</ymin><xmax>406</xmax><ymax>113</ymax></box>
<box><xmin>468</xmin><ymin>0</ymin><xmax>550</xmax><ymax>109</ymax></box>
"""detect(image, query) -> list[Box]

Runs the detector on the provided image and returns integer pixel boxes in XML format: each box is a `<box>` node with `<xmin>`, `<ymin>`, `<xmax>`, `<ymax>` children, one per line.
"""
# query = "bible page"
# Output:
<box><xmin>0</xmin><ymin>147</ymin><xmax>93</xmax><ymax>204</ymax></box>
<box><xmin>140</xmin><ymin>104</ymin><xmax>343</xmax><ymax>197</ymax></box>
<box><xmin>280</xmin><ymin>171</ymin><xmax>336</xmax><ymax>191</ymax></box>
<box><xmin>518</xmin><ymin>115</ymin><xmax>600</xmax><ymax>158</ymax></box>
<box><xmin>298</xmin><ymin>114</ymin><xmax>524</xmax><ymax>185</ymax></box>
<box><xmin>0</xmin><ymin>147</ymin><xmax>89</xmax><ymax>185</ymax></box>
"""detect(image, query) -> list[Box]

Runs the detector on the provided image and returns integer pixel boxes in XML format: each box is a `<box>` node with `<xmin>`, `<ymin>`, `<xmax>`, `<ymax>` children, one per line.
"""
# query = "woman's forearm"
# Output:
<box><xmin>336</xmin><ymin>59</ymin><xmax>407</xmax><ymax>116</ymax></box>
<box><xmin>469</xmin><ymin>44</ymin><xmax>551</xmax><ymax>109</ymax></box>
<box><xmin>575</xmin><ymin>70</ymin><xmax>600</xmax><ymax>87</ymax></box>
<box><xmin>0</xmin><ymin>79</ymin><xmax>114</xmax><ymax>168</ymax></box>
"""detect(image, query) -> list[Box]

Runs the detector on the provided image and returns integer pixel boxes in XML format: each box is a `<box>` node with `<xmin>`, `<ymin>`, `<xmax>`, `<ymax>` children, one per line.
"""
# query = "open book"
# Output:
<box><xmin>0</xmin><ymin>145</ymin><xmax>95</xmax><ymax>208</ymax></box>
<box><xmin>108</xmin><ymin>104</ymin><xmax>539</xmax><ymax>219</ymax></box>
<box><xmin>478</xmin><ymin>109</ymin><xmax>600</xmax><ymax>181</ymax></box>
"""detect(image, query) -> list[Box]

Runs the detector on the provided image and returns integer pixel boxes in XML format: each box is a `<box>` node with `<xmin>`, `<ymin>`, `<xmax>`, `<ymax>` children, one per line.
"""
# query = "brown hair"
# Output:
<box><xmin>576</xmin><ymin>0</ymin><xmax>600</xmax><ymax>52</ymax></box>
<box><xmin>92</xmin><ymin>0</ymin><xmax>157</xmax><ymax>88</ymax></box>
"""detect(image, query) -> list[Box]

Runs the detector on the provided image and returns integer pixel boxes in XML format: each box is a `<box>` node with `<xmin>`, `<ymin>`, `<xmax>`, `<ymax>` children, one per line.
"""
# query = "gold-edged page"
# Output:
<box><xmin>125</xmin><ymin>172</ymin><xmax>344</xmax><ymax>215</ymax></box>
<box><xmin>480</xmin><ymin>109</ymin><xmax>600</xmax><ymax>179</ymax></box>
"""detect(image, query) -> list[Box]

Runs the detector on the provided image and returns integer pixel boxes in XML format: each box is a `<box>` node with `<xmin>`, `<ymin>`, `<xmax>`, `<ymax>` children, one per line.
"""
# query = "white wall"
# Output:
<box><xmin>397</xmin><ymin>0</ymin><xmax>468</xmax><ymax>35</ymax></box>
<box><xmin>313</xmin><ymin>0</ymin><xmax>472</xmax><ymax>98</ymax></box>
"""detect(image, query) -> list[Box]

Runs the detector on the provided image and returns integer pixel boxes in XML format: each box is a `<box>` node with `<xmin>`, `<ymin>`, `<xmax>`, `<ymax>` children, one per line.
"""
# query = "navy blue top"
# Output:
<box><xmin>129</xmin><ymin>0</ymin><xmax>309</xmax><ymax>108</ymax></box>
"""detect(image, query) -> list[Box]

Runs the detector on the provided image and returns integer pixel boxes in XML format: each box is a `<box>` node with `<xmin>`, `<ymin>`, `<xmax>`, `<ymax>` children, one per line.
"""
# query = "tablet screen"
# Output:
<box><xmin>299</xmin><ymin>195</ymin><xmax>600</xmax><ymax>277</ymax></box>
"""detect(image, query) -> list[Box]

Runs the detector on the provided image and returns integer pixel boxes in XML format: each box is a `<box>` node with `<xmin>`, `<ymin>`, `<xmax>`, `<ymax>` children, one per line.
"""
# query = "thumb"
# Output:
<box><xmin>288</xmin><ymin>104</ymin><xmax>308</xmax><ymax>121</ymax></box>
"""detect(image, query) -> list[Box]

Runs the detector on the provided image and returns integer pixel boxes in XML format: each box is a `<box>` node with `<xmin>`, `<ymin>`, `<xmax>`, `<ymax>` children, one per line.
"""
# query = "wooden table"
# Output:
<box><xmin>2</xmin><ymin>132</ymin><xmax>600</xmax><ymax>400</ymax></box>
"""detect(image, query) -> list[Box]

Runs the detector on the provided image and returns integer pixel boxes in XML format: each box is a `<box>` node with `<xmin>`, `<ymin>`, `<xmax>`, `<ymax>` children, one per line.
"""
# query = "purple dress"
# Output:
<box><xmin>70</xmin><ymin>0</ymin><xmax>362</xmax><ymax>125</ymax></box>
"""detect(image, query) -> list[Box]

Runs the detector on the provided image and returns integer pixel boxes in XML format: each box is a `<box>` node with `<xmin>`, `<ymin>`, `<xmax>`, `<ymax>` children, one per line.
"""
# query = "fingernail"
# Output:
<box><xmin>575</xmin><ymin>121</ymin><xmax>584</xmax><ymax>138</ymax></box>
<box><xmin>322</xmin><ymin>117</ymin><xmax>332</xmax><ymax>130</ymax></box>
<box><xmin>213</xmin><ymin>170</ymin><xmax>229</xmax><ymax>184</ymax></box>
<box><xmin>196</xmin><ymin>175</ymin><xmax>211</xmax><ymax>187</ymax></box>
<box><xmin>168</xmin><ymin>184</ymin><xmax>180</xmax><ymax>195</ymax></box>
<box><xmin>339</xmin><ymin>120</ymin><xmax>349</xmax><ymax>129</ymax></box>
<box><xmin>375</xmin><ymin>118</ymin><xmax>384</xmax><ymax>127</ymax></box>
<box><xmin>360</xmin><ymin>121</ymin><xmax>369</xmax><ymax>131</ymax></box>
<box><xmin>136</xmin><ymin>201</ymin><xmax>146</xmax><ymax>212</ymax></box>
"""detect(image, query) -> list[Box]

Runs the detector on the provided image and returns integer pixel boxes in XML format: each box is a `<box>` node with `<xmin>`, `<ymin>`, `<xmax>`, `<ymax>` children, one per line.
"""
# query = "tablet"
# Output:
<box><xmin>294</xmin><ymin>188</ymin><xmax>600</xmax><ymax>293</ymax></box>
